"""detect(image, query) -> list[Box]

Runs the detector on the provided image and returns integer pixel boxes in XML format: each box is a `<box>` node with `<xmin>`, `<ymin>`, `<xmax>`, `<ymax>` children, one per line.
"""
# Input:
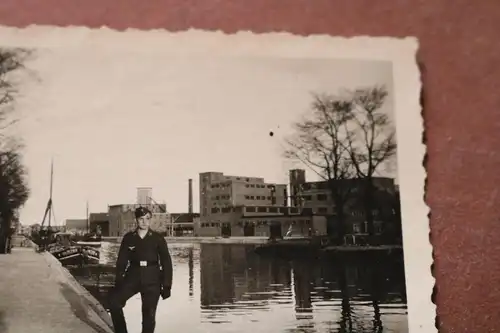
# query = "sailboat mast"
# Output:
<box><xmin>48</xmin><ymin>159</ymin><xmax>54</xmax><ymax>228</ymax></box>
<box><xmin>86</xmin><ymin>201</ymin><xmax>89</xmax><ymax>233</ymax></box>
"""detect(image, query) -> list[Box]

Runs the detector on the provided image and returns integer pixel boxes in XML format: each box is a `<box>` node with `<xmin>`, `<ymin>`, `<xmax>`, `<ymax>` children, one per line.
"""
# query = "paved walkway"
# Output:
<box><xmin>0</xmin><ymin>247</ymin><xmax>114</xmax><ymax>333</ymax></box>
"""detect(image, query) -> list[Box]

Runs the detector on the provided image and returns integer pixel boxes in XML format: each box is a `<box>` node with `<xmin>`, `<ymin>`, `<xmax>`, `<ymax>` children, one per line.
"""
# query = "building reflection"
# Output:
<box><xmin>188</xmin><ymin>247</ymin><xmax>194</xmax><ymax>297</ymax></box>
<box><xmin>199</xmin><ymin>244</ymin><xmax>407</xmax><ymax>332</ymax></box>
<box><xmin>291</xmin><ymin>260</ymin><xmax>313</xmax><ymax>314</ymax></box>
<box><xmin>70</xmin><ymin>242</ymin><xmax>407</xmax><ymax>332</ymax></box>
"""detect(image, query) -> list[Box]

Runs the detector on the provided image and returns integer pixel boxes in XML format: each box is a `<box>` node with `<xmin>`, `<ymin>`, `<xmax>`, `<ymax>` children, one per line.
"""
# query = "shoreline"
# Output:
<box><xmin>42</xmin><ymin>250</ymin><xmax>115</xmax><ymax>332</ymax></box>
<box><xmin>100</xmin><ymin>236</ymin><xmax>402</xmax><ymax>252</ymax></box>
<box><xmin>102</xmin><ymin>236</ymin><xmax>270</xmax><ymax>244</ymax></box>
<box><xmin>0</xmin><ymin>245</ymin><xmax>114</xmax><ymax>333</ymax></box>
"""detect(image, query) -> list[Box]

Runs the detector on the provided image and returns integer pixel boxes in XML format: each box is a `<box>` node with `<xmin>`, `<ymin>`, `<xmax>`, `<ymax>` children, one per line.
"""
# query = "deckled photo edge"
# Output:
<box><xmin>0</xmin><ymin>24</ymin><xmax>434</xmax><ymax>332</ymax></box>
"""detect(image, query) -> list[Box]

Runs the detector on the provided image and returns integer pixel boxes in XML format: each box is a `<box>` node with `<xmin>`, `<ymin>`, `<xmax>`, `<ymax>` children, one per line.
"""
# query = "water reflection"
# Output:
<box><xmin>69</xmin><ymin>242</ymin><xmax>408</xmax><ymax>333</ymax></box>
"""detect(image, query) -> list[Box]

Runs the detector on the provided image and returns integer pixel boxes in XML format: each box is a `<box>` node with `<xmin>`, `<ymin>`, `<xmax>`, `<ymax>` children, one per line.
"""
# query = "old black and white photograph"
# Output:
<box><xmin>0</xmin><ymin>27</ymin><xmax>432</xmax><ymax>333</ymax></box>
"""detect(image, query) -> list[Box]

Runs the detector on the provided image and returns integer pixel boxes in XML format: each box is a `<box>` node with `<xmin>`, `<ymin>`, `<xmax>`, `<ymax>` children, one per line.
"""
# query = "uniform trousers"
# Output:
<box><xmin>108</xmin><ymin>267</ymin><xmax>161</xmax><ymax>333</ymax></box>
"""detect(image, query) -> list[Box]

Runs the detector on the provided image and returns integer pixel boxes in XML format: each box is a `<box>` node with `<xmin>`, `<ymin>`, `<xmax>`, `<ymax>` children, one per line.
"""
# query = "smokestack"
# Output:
<box><xmin>188</xmin><ymin>179</ymin><xmax>193</xmax><ymax>214</ymax></box>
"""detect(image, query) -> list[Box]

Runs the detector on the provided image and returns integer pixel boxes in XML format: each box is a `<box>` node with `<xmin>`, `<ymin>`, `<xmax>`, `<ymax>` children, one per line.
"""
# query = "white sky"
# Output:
<box><xmin>11</xmin><ymin>48</ymin><xmax>394</xmax><ymax>226</ymax></box>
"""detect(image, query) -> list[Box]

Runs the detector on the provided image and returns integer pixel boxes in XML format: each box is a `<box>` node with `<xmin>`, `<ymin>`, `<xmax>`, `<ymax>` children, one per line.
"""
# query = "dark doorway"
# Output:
<box><xmin>243</xmin><ymin>223</ymin><xmax>255</xmax><ymax>236</ymax></box>
<box><xmin>221</xmin><ymin>223</ymin><xmax>231</xmax><ymax>238</ymax></box>
<box><xmin>269</xmin><ymin>223</ymin><xmax>282</xmax><ymax>239</ymax></box>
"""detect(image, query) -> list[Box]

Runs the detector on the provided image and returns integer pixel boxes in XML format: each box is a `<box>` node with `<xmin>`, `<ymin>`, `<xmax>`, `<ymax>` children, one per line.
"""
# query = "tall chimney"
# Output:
<box><xmin>188</xmin><ymin>179</ymin><xmax>193</xmax><ymax>214</ymax></box>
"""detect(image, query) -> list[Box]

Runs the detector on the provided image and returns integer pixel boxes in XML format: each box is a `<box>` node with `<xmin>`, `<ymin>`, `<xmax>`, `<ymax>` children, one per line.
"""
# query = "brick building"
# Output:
<box><xmin>288</xmin><ymin>169</ymin><xmax>400</xmax><ymax>244</ymax></box>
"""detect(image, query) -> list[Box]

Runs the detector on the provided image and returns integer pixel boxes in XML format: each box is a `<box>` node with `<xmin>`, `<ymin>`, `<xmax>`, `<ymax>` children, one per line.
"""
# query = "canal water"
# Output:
<box><xmin>69</xmin><ymin>242</ymin><xmax>409</xmax><ymax>333</ymax></box>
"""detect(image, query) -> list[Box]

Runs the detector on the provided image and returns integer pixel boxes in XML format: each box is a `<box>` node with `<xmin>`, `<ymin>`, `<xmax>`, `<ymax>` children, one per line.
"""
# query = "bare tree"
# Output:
<box><xmin>0</xmin><ymin>48</ymin><xmax>32</xmax><ymax>253</ymax></box>
<box><xmin>0</xmin><ymin>48</ymin><xmax>31</xmax><ymax>133</ymax></box>
<box><xmin>284</xmin><ymin>93</ymin><xmax>356</xmax><ymax>239</ymax></box>
<box><xmin>285</xmin><ymin>85</ymin><xmax>397</xmax><ymax>242</ymax></box>
<box><xmin>343</xmin><ymin>86</ymin><xmax>397</xmax><ymax>237</ymax></box>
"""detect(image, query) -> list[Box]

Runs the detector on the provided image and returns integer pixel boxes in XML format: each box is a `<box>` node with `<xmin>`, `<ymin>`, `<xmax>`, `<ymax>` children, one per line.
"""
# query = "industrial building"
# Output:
<box><xmin>197</xmin><ymin>171</ymin><xmax>327</xmax><ymax>238</ymax></box>
<box><xmin>288</xmin><ymin>168</ymin><xmax>400</xmax><ymax>242</ymax></box>
<box><xmin>65</xmin><ymin>219</ymin><xmax>89</xmax><ymax>235</ymax></box>
<box><xmin>107</xmin><ymin>181</ymin><xmax>197</xmax><ymax>237</ymax></box>
<box><xmin>199</xmin><ymin>172</ymin><xmax>288</xmax><ymax>218</ymax></box>
<box><xmin>88</xmin><ymin>212</ymin><xmax>110</xmax><ymax>236</ymax></box>
<box><xmin>196</xmin><ymin>170</ymin><xmax>400</xmax><ymax>242</ymax></box>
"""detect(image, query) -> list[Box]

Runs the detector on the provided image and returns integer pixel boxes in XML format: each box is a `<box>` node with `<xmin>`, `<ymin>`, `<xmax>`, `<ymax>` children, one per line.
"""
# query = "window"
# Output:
<box><xmin>250</xmin><ymin>196</ymin><xmax>255</xmax><ymax>199</ymax></box>
<box><xmin>245</xmin><ymin>184</ymin><xmax>249</xmax><ymax>188</ymax></box>
<box><xmin>256</xmin><ymin>196</ymin><xmax>261</xmax><ymax>200</ymax></box>
<box><xmin>290</xmin><ymin>208</ymin><xmax>299</xmax><ymax>214</ymax></box>
<box><xmin>257</xmin><ymin>207</ymin><xmax>267</xmax><ymax>213</ymax></box>
<box><xmin>303</xmin><ymin>195</ymin><xmax>312</xmax><ymax>200</ymax></box>
<box><xmin>215</xmin><ymin>196</ymin><xmax>220</xmax><ymax>200</ymax></box>
<box><xmin>246</xmin><ymin>207</ymin><xmax>256</xmax><ymax>212</ymax></box>
<box><xmin>318</xmin><ymin>207</ymin><xmax>328</xmax><ymax>214</ymax></box>
<box><xmin>222</xmin><ymin>207</ymin><xmax>231</xmax><ymax>213</ymax></box>
<box><xmin>245</xmin><ymin>195</ymin><xmax>250</xmax><ymax>199</ymax></box>
<box><xmin>317</xmin><ymin>183</ymin><xmax>328</xmax><ymax>190</ymax></box>
<box><xmin>317</xmin><ymin>194</ymin><xmax>327</xmax><ymax>201</ymax></box>
<box><xmin>269</xmin><ymin>207</ymin><xmax>278</xmax><ymax>213</ymax></box>
<box><xmin>251</xmin><ymin>184</ymin><xmax>255</xmax><ymax>188</ymax></box>
<box><xmin>211</xmin><ymin>207</ymin><xmax>219</xmax><ymax>213</ymax></box>
<box><xmin>267</xmin><ymin>196</ymin><xmax>271</xmax><ymax>200</ymax></box>
<box><xmin>279</xmin><ymin>207</ymin><xmax>286</xmax><ymax>213</ymax></box>
<box><xmin>353</xmin><ymin>223</ymin><xmax>361</xmax><ymax>233</ymax></box>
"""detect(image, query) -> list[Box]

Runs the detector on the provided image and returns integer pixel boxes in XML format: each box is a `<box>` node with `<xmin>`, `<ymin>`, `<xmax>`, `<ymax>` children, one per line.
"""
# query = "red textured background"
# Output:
<box><xmin>1</xmin><ymin>1</ymin><xmax>499</xmax><ymax>332</ymax></box>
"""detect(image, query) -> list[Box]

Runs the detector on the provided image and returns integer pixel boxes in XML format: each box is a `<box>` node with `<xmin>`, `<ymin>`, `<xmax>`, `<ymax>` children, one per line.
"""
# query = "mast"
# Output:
<box><xmin>86</xmin><ymin>200</ymin><xmax>89</xmax><ymax>233</ymax></box>
<box><xmin>48</xmin><ymin>158</ymin><xmax>54</xmax><ymax>228</ymax></box>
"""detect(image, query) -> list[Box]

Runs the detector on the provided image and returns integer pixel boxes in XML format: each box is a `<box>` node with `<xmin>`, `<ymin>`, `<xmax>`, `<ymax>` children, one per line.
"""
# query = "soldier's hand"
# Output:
<box><xmin>160</xmin><ymin>287</ymin><xmax>171</xmax><ymax>300</ymax></box>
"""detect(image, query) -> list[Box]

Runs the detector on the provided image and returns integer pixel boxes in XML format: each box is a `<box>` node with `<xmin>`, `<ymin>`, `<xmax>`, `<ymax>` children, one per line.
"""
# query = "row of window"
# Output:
<box><xmin>199</xmin><ymin>219</ymin><xmax>310</xmax><ymax>228</ymax></box>
<box><xmin>213</xmin><ymin>195</ymin><xmax>231</xmax><ymax>200</ymax></box>
<box><xmin>352</xmin><ymin>222</ymin><xmax>384</xmax><ymax>234</ymax></box>
<box><xmin>210</xmin><ymin>193</ymin><xmax>331</xmax><ymax>202</ymax></box>
<box><xmin>210</xmin><ymin>183</ymin><xmax>231</xmax><ymax>188</ymax></box>
<box><xmin>209</xmin><ymin>206</ymin><xmax>301</xmax><ymax>214</ymax></box>
<box><xmin>211</xmin><ymin>195</ymin><xmax>278</xmax><ymax>201</ymax></box>
<box><xmin>300</xmin><ymin>194</ymin><xmax>328</xmax><ymax>201</ymax></box>
<box><xmin>244</xmin><ymin>184</ymin><xmax>275</xmax><ymax>189</ymax></box>
<box><xmin>244</xmin><ymin>195</ymin><xmax>272</xmax><ymax>200</ymax></box>
<box><xmin>211</xmin><ymin>207</ymin><xmax>239</xmax><ymax>213</ymax></box>
<box><xmin>245</xmin><ymin>206</ymin><xmax>300</xmax><ymax>214</ymax></box>
<box><xmin>210</xmin><ymin>180</ymin><xmax>276</xmax><ymax>190</ymax></box>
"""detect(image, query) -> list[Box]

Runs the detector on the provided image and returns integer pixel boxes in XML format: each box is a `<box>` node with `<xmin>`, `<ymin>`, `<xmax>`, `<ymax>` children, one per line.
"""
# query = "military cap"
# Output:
<box><xmin>135</xmin><ymin>206</ymin><xmax>152</xmax><ymax>219</ymax></box>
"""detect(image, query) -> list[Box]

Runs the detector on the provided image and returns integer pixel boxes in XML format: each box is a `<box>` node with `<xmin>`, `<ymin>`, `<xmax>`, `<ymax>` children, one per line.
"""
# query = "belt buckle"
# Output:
<box><xmin>139</xmin><ymin>261</ymin><xmax>147</xmax><ymax>267</ymax></box>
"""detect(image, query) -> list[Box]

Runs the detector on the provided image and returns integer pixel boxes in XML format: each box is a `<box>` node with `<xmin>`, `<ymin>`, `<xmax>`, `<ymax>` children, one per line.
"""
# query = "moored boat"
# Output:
<box><xmin>81</xmin><ymin>245</ymin><xmax>100</xmax><ymax>265</ymax></box>
<box><xmin>49</xmin><ymin>232</ymin><xmax>101</xmax><ymax>266</ymax></box>
<box><xmin>35</xmin><ymin>160</ymin><xmax>101</xmax><ymax>266</ymax></box>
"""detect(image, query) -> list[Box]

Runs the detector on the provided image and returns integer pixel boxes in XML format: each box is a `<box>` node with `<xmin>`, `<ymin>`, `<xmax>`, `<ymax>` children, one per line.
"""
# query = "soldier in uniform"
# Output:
<box><xmin>108</xmin><ymin>206</ymin><xmax>173</xmax><ymax>333</ymax></box>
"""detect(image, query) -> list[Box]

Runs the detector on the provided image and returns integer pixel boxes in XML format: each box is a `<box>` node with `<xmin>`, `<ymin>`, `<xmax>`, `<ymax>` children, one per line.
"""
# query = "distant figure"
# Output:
<box><xmin>285</xmin><ymin>225</ymin><xmax>293</xmax><ymax>238</ymax></box>
<box><xmin>108</xmin><ymin>206</ymin><xmax>173</xmax><ymax>333</ymax></box>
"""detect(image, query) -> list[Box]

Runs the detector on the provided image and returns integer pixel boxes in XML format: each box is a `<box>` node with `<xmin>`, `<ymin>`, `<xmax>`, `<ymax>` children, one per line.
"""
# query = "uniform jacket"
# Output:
<box><xmin>115</xmin><ymin>229</ymin><xmax>173</xmax><ymax>289</ymax></box>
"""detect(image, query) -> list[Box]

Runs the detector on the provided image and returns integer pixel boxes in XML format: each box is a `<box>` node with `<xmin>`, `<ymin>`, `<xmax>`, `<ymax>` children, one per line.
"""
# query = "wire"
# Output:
<box><xmin>51</xmin><ymin>204</ymin><xmax>57</xmax><ymax>226</ymax></box>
